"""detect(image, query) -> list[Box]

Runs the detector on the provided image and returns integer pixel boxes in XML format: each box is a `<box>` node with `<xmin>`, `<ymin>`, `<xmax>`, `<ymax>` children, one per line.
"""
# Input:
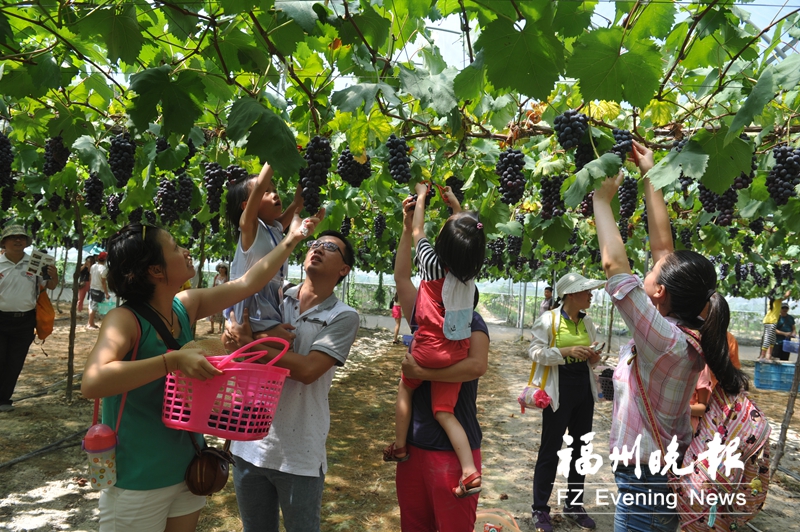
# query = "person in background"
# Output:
<box><xmin>207</xmin><ymin>263</ymin><xmax>228</xmax><ymax>334</ymax></box>
<box><xmin>529</xmin><ymin>272</ymin><xmax>604</xmax><ymax>532</ymax></box>
<box><xmin>771</xmin><ymin>303</ymin><xmax>796</xmax><ymax>361</ymax></box>
<box><xmin>759</xmin><ymin>290</ymin><xmax>791</xmax><ymax>361</ymax></box>
<box><xmin>87</xmin><ymin>251</ymin><xmax>110</xmax><ymax>330</ymax></box>
<box><xmin>78</xmin><ymin>256</ymin><xmax>96</xmax><ymax>313</ymax></box>
<box><xmin>391</xmin><ymin>292</ymin><xmax>402</xmax><ymax>344</ymax></box>
<box><xmin>539</xmin><ymin>287</ymin><xmax>554</xmax><ymax>315</ymax></box>
<box><xmin>0</xmin><ymin>224</ymin><xmax>58</xmax><ymax>412</ymax></box>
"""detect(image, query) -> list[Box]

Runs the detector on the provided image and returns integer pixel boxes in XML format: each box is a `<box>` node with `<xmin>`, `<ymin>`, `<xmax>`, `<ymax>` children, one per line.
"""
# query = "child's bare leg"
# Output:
<box><xmin>435</xmin><ymin>411</ymin><xmax>476</xmax><ymax>477</ymax></box>
<box><xmin>392</xmin><ymin>380</ymin><xmax>413</xmax><ymax>457</ymax></box>
<box><xmin>393</xmin><ymin>319</ymin><xmax>401</xmax><ymax>343</ymax></box>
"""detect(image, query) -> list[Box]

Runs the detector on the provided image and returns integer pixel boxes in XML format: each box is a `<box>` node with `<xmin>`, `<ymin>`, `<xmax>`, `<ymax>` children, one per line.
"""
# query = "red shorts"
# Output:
<box><xmin>396</xmin><ymin>445</ymin><xmax>481</xmax><ymax>532</ymax></box>
<box><xmin>392</xmin><ymin>305</ymin><xmax>402</xmax><ymax>319</ymax></box>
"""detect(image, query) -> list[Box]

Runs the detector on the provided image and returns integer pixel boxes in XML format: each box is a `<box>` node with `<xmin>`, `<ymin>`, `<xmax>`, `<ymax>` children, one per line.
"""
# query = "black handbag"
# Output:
<box><xmin>89</xmin><ymin>289</ymin><xmax>105</xmax><ymax>303</ymax></box>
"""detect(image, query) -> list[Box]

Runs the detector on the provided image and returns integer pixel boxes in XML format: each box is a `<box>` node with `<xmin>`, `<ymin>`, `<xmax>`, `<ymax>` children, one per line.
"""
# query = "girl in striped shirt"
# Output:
<box><xmin>383</xmin><ymin>182</ymin><xmax>486</xmax><ymax>499</ymax></box>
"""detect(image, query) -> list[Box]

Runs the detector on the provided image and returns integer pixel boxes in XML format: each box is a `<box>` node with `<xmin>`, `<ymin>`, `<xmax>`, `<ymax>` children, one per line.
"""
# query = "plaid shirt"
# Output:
<box><xmin>607</xmin><ymin>274</ymin><xmax>705</xmax><ymax>461</ymax></box>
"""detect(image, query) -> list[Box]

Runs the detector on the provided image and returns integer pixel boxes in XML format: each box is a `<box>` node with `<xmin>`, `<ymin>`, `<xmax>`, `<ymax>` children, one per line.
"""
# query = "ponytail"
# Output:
<box><xmin>698</xmin><ymin>293</ymin><xmax>749</xmax><ymax>395</ymax></box>
<box><xmin>658</xmin><ymin>251</ymin><xmax>748</xmax><ymax>396</ymax></box>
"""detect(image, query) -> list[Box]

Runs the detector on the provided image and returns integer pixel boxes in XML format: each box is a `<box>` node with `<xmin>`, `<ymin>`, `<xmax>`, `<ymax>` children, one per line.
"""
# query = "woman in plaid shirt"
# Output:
<box><xmin>592</xmin><ymin>141</ymin><xmax>747</xmax><ymax>532</ymax></box>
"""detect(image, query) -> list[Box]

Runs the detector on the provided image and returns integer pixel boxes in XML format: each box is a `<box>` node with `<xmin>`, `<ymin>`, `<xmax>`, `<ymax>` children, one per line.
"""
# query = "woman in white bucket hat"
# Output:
<box><xmin>529</xmin><ymin>271</ymin><xmax>605</xmax><ymax>532</ymax></box>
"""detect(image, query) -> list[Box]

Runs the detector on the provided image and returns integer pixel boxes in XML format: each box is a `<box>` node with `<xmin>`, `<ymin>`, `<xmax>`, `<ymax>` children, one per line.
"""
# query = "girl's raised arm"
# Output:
<box><xmin>240</xmin><ymin>161</ymin><xmax>274</xmax><ymax>250</ymax></box>
<box><xmin>634</xmin><ymin>141</ymin><xmax>673</xmax><ymax>264</ymax></box>
<box><xmin>593</xmin><ymin>173</ymin><xmax>631</xmax><ymax>279</ymax></box>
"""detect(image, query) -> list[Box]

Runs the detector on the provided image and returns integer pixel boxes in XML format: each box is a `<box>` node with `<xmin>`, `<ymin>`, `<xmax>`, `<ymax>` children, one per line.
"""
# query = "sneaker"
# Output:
<box><xmin>532</xmin><ymin>510</ymin><xmax>553</xmax><ymax>532</ymax></box>
<box><xmin>563</xmin><ymin>506</ymin><xmax>596</xmax><ymax>530</ymax></box>
<box><xmin>0</xmin><ymin>404</ymin><xmax>14</xmax><ymax>412</ymax></box>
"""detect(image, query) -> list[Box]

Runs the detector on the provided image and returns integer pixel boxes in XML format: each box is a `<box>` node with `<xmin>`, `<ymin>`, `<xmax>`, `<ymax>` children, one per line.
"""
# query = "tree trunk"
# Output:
<box><xmin>770</xmin><ymin>354</ymin><xmax>800</xmax><ymax>478</ymax></box>
<box><xmin>54</xmin><ymin>246</ymin><xmax>68</xmax><ymax>313</ymax></box>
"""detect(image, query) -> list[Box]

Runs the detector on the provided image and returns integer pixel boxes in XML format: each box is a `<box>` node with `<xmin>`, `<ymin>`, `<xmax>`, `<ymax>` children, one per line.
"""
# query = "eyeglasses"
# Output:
<box><xmin>306</xmin><ymin>239</ymin><xmax>345</xmax><ymax>261</ymax></box>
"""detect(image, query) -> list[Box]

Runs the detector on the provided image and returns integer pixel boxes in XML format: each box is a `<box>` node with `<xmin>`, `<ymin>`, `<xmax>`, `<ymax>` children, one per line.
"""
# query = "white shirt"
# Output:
<box><xmin>90</xmin><ymin>263</ymin><xmax>108</xmax><ymax>291</ymax></box>
<box><xmin>0</xmin><ymin>253</ymin><xmax>40</xmax><ymax>312</ymax></box>
<box><xmin>231</xmin><ymin>284</ymin><xmax>359</xmax><ymax>476</ymax></box>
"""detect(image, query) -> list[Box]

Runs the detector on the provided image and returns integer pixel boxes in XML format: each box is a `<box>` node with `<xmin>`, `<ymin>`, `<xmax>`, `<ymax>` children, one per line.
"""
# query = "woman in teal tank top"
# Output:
<box><xmin>82</xmin><ymin>212</ymin><xmax>320</xmax><ymax>532</ymax></box>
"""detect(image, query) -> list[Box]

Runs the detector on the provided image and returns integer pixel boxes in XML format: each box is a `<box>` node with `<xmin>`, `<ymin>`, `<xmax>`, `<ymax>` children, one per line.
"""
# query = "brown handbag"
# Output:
<box><xmin>185</xmin><ymin>437</ymin><xmax>233</xmax><ymax>496</ymax></box>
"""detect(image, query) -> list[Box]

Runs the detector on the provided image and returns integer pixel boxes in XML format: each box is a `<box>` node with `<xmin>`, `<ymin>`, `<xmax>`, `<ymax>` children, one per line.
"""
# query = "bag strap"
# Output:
<box><xmin>528</xmin><ymin>310</ymin><xmax>558</xmax><ymax>387</ymax></box>
<box><xmin>632</xmin><ymin>354</ymin><xmax>668</xmax><ymax>460</ymax></box>
<box><xmin>123</xmin><ymin>300</ymin><xmax>182</xmax><ymax>351</ymax></box>
<box><xmin>91</xmin><ymin>309</ymin><xmax>142</xmax><ymax>435</ymax></box>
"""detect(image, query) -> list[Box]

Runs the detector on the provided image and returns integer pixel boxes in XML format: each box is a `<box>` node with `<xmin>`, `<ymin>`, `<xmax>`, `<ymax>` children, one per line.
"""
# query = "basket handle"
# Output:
<box><xmin>214</xmin><ymin>337</ymin><xmax>291</xmax><ymax>369</ymax></box>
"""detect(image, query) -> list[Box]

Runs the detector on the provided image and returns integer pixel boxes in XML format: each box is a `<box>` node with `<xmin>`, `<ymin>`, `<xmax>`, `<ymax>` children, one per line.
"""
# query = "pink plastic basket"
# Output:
<box><xmin>162</xmin><ymin>338</ymin><xmax>291</xmax><ymax>441</ymax></box>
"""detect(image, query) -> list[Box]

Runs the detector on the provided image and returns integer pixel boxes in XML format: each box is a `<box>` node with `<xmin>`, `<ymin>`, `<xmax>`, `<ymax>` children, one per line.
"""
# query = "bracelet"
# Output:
<box><xmin>161</xmin><ymin>353</ymin><xmax>169</xmax><ymax>375</ymax></box>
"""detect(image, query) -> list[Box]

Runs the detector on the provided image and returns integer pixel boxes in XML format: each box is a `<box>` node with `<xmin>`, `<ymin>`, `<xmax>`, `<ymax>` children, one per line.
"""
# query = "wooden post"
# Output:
<box><xmin>606</xmin><ymin>303</ymin><xmax>614</xmax><ymax>354</ymax></box>
<box><xmin>519</xmin><ymin>281</ymin><xmax>527</xmax><ymax>338</ymax></box>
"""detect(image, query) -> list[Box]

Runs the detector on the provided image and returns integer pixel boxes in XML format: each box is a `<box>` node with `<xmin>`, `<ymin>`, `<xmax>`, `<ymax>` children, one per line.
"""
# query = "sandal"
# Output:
<box><xmin>383</xmin><ymin>442</ymin><xmax>410</xmax><ymax>462</ymax></box>
<box><xmin>453</xmin><ymin>471</ymin><xmax>482</xmax><ymax>498</ymax></box>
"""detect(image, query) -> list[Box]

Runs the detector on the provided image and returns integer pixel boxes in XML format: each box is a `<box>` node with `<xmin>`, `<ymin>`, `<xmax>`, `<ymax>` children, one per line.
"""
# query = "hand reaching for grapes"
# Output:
<box><xmin>402</xmin><ymin>195</ymin><xmax>416</xmax><ymax>231</ymax></box>
<box><xmin>630</xmin><ymin>141</ymin><xmax>654</xmax><ymax>176</ymax></box>
<box><xmin>288</xmin><ymin>208</ymin><xmax>324</xmax><ymax>242</ymax></box>
<box><xmin>414</xmin><ymin>181</ymin><xmax>429</xmax><ymax>197</ymax></box>
<box><xmin>594</xmin><ymin>171</ymin><xmax>624</xmax><ymax>204</ymax></box>
<box><xmin>442</xmin><ymin>186</ymin><xmax>462</xmax><ymax>213</ymax></box>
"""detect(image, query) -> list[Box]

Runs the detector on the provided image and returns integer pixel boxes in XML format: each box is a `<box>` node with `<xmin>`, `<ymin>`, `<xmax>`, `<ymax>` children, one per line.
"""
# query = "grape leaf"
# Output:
<box><xmin>454</xmin><ymin>51</ymin><xmax>485</xmax><ymax>101</ymax></box>
<box><xmin>338</xmin><ymin>4</ymin><xmax>391</xmax><ymax>50</ymax></box>
<box><xmin>476</xmin><ymin>18</ymin><xmax>564</xmax><ymax>101</ymax></box>
<box><xmin>629</xmin><ymin>1</ymin><xmax>676</xmax><ymax>42</ymax></box>
<box><xmin>567</xmin><ymin>27</ymin><xmax>662</xmax><ymax>108</ymax></box>
<box><xmin>332</xmin><ymin>83</ymin><xmax>398</xmax><ymax>113</ymax></box>
<box><xmin>553</xmin><ymin>1</ymin><xmax>597</xmax><ymax>38</ymax></box>
<box><xmin>647</xmin><ymin>141</ymin><xmax>708</xmax><ymax>190</ymax></box>
<box><xmin>695</xmin><ymin>127</ymin><xmax>752</xmax><ymax>194</ymax></box>
<box><xmin>542</xmin><ymin>218</ymin><xmax>572</xmax><ymax>251</ymax></box>
<box><xmin>71</xmin><ymin>136</ymin><xmax>115</xmax><ymax>187</ymax></box>
<box><xmin>129</xmin><ymin>66</ymin><xmax>204</xmax><ymax>137</ymax></box>
<box><xmin>726</xmin><ymin>67</ymin><xmax>775</xmax><ymax>144</ymax></box>
<box><xmin>398</xmin><ymin>65</ymin><xmax>458</xmax><ymax>115</ymax></box>
<box><xmin>774</xmin><ymin>53</ymin><xmax>800</xmax><ymax>90</ymax></box>
<box><xmin>104</xmin><ymin>5</ymin><xmax>144</xmax><ymax>64</ymax></box>
<box><xmin>275</xmin><ymin>1</ymin><xmax>320</xmax><ymax>33</ymax></box>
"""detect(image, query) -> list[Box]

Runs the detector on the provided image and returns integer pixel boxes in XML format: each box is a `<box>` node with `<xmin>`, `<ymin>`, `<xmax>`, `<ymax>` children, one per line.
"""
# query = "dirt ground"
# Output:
<box><xmin>1</xmin><ymin>312</ymin><xmax>800</xmax><ymax>531</ymax></box>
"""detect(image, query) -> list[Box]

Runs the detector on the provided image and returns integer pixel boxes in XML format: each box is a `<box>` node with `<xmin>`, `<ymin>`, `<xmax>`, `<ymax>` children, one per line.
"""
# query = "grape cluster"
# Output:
<box><xmin>766</xmin><ymin>144</ymin><xmax>800</xmax><ymax>205</ymax></box>
<box><xmin>43</xmin><ymin>136</ymin><xmax>70</xmax><ymax>176</ymax></box>
<box><xmin>735</xmin><ymin>259</ymin><xmax>748</xmax><ymax>282</ymax></box>
<box><xmin>373</xmin><ymin>214</ymin><xmax>386</xmax><ymax>239</ymax></box>
<box><xmin>337</xmin><ymin>147</ymin><xmax>372</xmax><ymax>188</ymax></box>
<box><xmin>0</xmin><ymin>132</ymin><xmax>14</xmax><ymax>211</ymax></box>
<box><xmin>386</xmin><ymin>134</ymin><xmax>411</xmax><ymax>184</ymax></box>
<box><xmin>749</xmin><ymin>218</ymin><xmax>765</xmax><ymax>235</ymax></box>
<box><xmin>496</xmin><ymin>148</ymin><xmax>526</xmax><ymax>205</ymax></box>
<box><xmin>156</xmin><ymin>177</ymin><xmax>180</xmax><ymax>225</ymax></box>
<box><xmin>129</xmin><ymin>207</ymin><xmax>143</xmax><ymax>224</ymax></box>
<box><xmin>679</xmin><ymin>228</ymin><xmax>692</xmax><ymax>249</ymax></box>
<box><xmin>742</xmin><ymin>235</ymin><xmax>754</xmax><ymax>254</ymax></box>
<box><xmin>190</xmin><ymin>218</ymin><xmax>202</xmax><ymax>239</ymax></box>
<box><xmin>486</xmin><ymin>238</ymin><xmax>505</xmax><ymax>269</ymax></box>
<box><xmin>203</xmin><ymin>162</ymin><xmax>226</xmax><ymax>214</ymax></box>
<box><xmin>618</xmin><ymin>176</ymin><xmax>637</xmax><ymax>218</ymax></box>
<box><xmin>619</xmin><ymin>217</ymin><xmax>630</xmax><ymax>244</ymax></box>
<box><xmin>109</xmin><ymin>133</ymin><xmax>136</xmax><ymax>188</ymax></box>
<box><xmin>609</xmin><ymin>129</ymin><xmax>633</xmax><ymax>161</ymax></box>
<box><xmin>226</xmin><ymin>164</ymin><xmax>249</xmax><ymax>186</ymax></box>
<box><xmin>540</xmin><ymin>174</ymin><xmax>566</xmax><ymax>220</ymax></box>
<box><xmin>718</xmin><ymin>262</ymin><xmax>729</xmax><ymax>281</ymax></box>
<box><xmin>715</xmin><ymin>188</ymin><xmax>737</xmax><ymax>226</ymax></box>
<box><xmin>579</xmin><ymin>191</ymin><xmax>594</xmax><ymax>217</ymax></box>
<box><xmin>47</xmin><ymin>193</ymin><xmax>62</xmax><ymax>212</ymax></box>
<box><xmin>574</xmin><ymin>141</ymin><xmax>595</xmax><ymax>171</ymax></box>
<box><xmin>184</xmin><ymin>138</ymin><xmax>197</xmax><ymax>168</ymax></box>
<box><xmin>176</xmin><ymin>172</ymin><xmax>194</xmax><ymax>213</ymax></box>
<box><xmin>83</xmin><ymin>173</ymin><xmax>104</xmax><ymax>215</ymax></box>
<box><xmin>299</xmin><ymin>136</ymin><xmax>332</xmax><ymax>215</ymax></box>
<box><xmin>357</xmin><ymin>241</ymin><xmax>370</xmax><ymax>268</ymax></box>
<box><xmin>106</xmin><ymin>193</ymin><xmax>122</xmax><ymax>222</ymax></box>
<box><xmin>507</xmin><ymin>235</ymin><xmax>522</xmax><ymax>257</ymax></box>
<box><xmin>210</xmin><ymin>215</ymin><xmax>220</xmax><ymax>233</ymax></box>
<box><xmin>733</xmin><ymin>135</ymin><xmax>757</xmax><ymax>190</ymax></box>
<box><xmin>553</xmin><ymin>110</ymin><xmax>588</xmax><ymax>150</ymax></box>
<box><xmin>445</xmin><ymin>176</ymin><xmax>465</xmax><ymax>204</ymax></box>
<box><xmin>156</xmin><ymin>137</ymin><xmax>169</xmax><ymax>154</ymax></box>
<box><xmin>529</xmin><ymin>257</ymin><xmax>541</xmax><ymax>271</ymax></box>
<box><xmin>340</xmin><ymin>217</ymin><xmax>351</xmax><ymax>237</ymax></box>
<box><xmin>698</xmin><ymin>184</ymin><xmax>719</xmax><ymax>214</ymax></box>
<box><xmin>144</xmin><ymin>210</ymin><xmax>157</xmax><ymax>225</ymax></box>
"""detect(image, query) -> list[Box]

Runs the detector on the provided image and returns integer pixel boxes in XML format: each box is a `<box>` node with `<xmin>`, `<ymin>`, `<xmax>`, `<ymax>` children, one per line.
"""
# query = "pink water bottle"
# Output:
<box><xmin>83</xmin><ymin>401</ymin><xmax>118</xmax><ymax>489</ymax></box>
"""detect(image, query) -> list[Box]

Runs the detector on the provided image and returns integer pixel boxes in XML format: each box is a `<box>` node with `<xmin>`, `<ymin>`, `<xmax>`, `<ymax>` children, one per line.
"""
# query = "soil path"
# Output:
<box><xmin>1</xmin><ymin>316</ymin><xmax>799</xmax><ymax>531</ymax></box>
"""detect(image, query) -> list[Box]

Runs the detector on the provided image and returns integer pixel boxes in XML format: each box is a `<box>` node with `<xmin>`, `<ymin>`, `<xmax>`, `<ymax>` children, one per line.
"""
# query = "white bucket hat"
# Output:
<box><xmin>556</xmin><ymin>272</ymin><xmax>606</xmax><ymax>297</ymax></box>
